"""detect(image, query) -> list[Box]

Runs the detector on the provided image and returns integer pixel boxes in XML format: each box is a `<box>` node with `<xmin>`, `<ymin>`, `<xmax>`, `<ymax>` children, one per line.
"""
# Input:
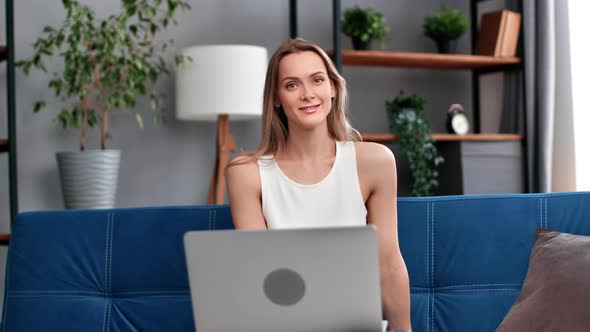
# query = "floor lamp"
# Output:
<box><xmin>176</xmin><ymin>45</ymin><xmax>268</xmax><ymax>205</ymax></box>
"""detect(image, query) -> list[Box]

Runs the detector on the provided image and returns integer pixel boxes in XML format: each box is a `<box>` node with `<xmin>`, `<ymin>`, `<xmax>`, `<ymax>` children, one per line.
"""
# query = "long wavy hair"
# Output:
<box><xmin>227</xmin><ymin>38</ymin><xmax>360</xmax><ymax>167</ymax></box>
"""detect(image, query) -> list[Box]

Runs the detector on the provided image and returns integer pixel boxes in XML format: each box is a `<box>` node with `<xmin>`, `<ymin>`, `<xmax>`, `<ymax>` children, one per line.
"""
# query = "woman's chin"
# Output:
<box><xmin>291</xmin><ymin>117</ymin><xmax>328</xmax><ymax>131</ymax></box>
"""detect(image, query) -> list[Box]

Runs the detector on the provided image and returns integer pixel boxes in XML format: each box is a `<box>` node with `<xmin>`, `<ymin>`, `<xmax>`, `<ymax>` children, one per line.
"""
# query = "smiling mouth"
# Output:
<box><xmin>299</xmin><ymin>104</ymin><xmax>320</xmax><ymax>113</ymax></box>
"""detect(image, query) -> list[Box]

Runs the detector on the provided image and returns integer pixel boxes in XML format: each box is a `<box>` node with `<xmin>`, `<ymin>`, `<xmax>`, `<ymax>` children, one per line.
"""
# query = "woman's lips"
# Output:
<box><xmin>299</xmin><ymin>104</ymin><xmax>320</xmax><ymax>114</ymax></box>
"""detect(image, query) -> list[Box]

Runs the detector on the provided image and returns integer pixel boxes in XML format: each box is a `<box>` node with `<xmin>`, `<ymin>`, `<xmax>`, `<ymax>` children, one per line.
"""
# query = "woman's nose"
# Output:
<box><xmin>300</xmin><ymin>84</ymin><xmax>315</xmax><ymax>100</ymax></box>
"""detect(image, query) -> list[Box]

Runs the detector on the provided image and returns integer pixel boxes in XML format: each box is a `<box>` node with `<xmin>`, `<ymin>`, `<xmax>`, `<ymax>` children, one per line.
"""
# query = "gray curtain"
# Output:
<box><xmin>505</xmin><ymin>0</ymin><xmax>556</xmax><ymax>193</ymax></box>
<box><xmin>500</xmin><ymin>0</ymin><xmax>555</xmax><ymax>192</ymax></box>
<box><xmin>531</xmin><ymin>0</ymin><xmax>556</xmax><ymax>193</ymax></box>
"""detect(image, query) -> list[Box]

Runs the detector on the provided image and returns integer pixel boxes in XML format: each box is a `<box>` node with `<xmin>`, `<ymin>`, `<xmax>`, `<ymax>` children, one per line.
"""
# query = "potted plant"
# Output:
<box><xmin>423</xmin><ymin>4</ymin><xmax>469</xmax><ymax>54</ymax></box>
<box><xmin>386</xmin><ymin>91</ymin><xmax>444</xmax><ymax>197</ymax></box>
<box><xmin>341</xmin><ymin>5</ymin><xmax>390</xmax><ymax>50</ymax></box>
<box><xmin>16</xmin><ymin>0</ymin><xmax>190</xmax><ymax>209</ymax></box>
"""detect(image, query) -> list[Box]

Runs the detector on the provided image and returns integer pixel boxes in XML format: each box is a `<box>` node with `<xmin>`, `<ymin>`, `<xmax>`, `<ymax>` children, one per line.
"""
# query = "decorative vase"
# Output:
<box><xmin>351</xmin><ymin>37</ymin><xmax>371</xmax><ymax>50</ymax></box>
<box><xmin>56</xmin><ymin>150</ymin><xmax>121</xmax><ymax>209</ymax></box>
<box><xmin>435</xmin><ymin>39</ymin><xmax>457</xmax><ymax>54</ymax></box>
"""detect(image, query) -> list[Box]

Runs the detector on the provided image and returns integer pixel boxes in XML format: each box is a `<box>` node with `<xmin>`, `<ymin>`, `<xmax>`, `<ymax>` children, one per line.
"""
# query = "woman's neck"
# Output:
<box><xmin>280</xmin><ymin>126</ymin><xmax>335</xmax><ymax>161</ymax></box>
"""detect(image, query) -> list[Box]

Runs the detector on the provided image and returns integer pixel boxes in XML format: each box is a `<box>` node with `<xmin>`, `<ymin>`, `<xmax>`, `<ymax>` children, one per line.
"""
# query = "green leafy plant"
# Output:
<box><xmin>386</xmin><ymin>91</ymin><xmax>444</xmax><ymax>197</ymax></box>
<box><xmin>16</xmin><ymin>0</ymin><xmax>191</xmax><ymax>151</ymax></box>
<box><xmin>341</xmin><ymin>6</ymin><xmax>390</xmax><ymax>46</ymax></box>
<box><xmin>423</xmin><ymin>4</ymin><xmax>469</xmax><ymax>42</ymax></box>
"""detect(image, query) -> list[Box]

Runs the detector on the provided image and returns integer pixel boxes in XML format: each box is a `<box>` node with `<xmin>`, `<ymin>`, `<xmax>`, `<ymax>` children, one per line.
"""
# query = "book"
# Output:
<box><xmin>499</xmin><ymin>11</ymin><xmax>521</xmax><ymax>57</ymax></box>
<box><xmin>475</xmin><ymin>10</ymin><xmax>521</xmax><ymax>57</ymax></box>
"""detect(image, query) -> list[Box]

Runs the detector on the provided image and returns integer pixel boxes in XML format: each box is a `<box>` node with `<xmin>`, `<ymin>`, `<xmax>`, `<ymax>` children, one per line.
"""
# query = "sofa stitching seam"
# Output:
<box><xmin>397</xmin><ymin>192</ymin><xmax>577</xmax><ymax>203</ymax></box>
<box><xmin>107</xmin><ymin>213</ymin><xmax>110</xmax><ymax>294</ymax></box>
<box><xmin>104</xmin><ymin>214</ymin><xmax>109</xmax><ymax>295</ymax></box>
<box><xmin>109</xmin><ymin>291</ymin><xmax>190</xmax><ymax>296</ymax></box>
<box><xmin>437</xmin><ymin>283</ymin><xmax>520</xmax><ymax>289</ymax></box>
<box><xmin>440</xmin><ymin>288</ymin><xmax>521</xmax><ymax>292</ymax></box>
<box><xmin>545</xmin><ymin>197</ymin><xmax>548</xmax><ymax>228</ymax></box>
<box><xmin>110</xmin><ymin>212</ymin><xmax>114</xmax><ymax>294</ymax></box>
<box><xmin>541</xmin><ymin>198</ymin><xmax>545</xmax><ymax>227</ymax></box>
<box><xmin>431</xmin><ymin>201</ymin><xmax>435</xmax><ymax>332</ymax></box>
<box><xmin>110</xmin><ymin>213</ymin><xmax>114</xmax><ymax>331</ymax></box>
<box><xmin>107</xmin><ymin>213</ymin><xmax>114</xmax><ymax>332</ymax></box>
<box><xmin>102</xmin><ymin>299</ymin><xmax>108</xmax><ymax>332</ymax></box>
<box><xmin>9</xmin><ymin>291</ymin><xmax>107</xmax><ymax>295</ymax></box>
<box><xmin>102</xmin><ymin>213</ymin><xmax>111</xmax><ymax>332</ymax></box>
<box><xmin>426</xmin><ymin>204</ymin><xmax>432</xmax><ymax>330</ymax></box>
<box><xmin>106</xmin><ymin>301</ymin><xmax>112</xmax><ymax>332</ymax></box>
<box><xmin>539</xmin><ymin>198</ymin><xmax>542</xmax><ymax>229</ymax></box>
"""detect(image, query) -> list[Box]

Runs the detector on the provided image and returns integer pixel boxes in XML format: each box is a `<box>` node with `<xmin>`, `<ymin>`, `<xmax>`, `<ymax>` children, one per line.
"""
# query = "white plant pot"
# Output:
<box><xmin>56</xmin><ymin>150</ymin><xmax>121</xmax><ymax>209</ymax></box>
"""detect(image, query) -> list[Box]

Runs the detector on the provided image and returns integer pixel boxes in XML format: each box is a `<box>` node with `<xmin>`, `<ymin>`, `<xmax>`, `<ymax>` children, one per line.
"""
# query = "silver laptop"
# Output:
<box><xmin>183</xmin><ymin>226</ymin><xmax>384</xmax><ymax>332</ymax></box>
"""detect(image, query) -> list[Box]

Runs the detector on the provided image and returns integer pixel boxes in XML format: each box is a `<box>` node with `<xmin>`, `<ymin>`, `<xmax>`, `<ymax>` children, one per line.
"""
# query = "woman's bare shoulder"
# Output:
<box><xmin>354</xmin><ymin>141</ymin><xmax>396</xmax><ymax>166</ymax></box>
<box><xmin>353</xmin><ymin>142</ymin><xmax>397</xmax><ymax>196</ymax></box>
<box><xmin>225</xmin><ymin>154</ymin><xmax>260</xmax><ymax>180</ymax></box>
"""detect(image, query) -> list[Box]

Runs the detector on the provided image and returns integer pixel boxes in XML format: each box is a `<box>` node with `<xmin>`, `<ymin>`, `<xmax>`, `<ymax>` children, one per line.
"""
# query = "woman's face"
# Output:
<box><xmin>275</xmin><ymin>51</ymin><xmax>335</xmax><ymax>131</ymax></box>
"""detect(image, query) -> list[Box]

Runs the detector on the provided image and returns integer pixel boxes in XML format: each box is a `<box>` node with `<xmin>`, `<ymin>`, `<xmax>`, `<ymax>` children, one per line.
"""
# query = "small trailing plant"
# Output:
<box><xmin>16</xmin><ymin>0</ymin><xmax>191</xmax><ymax>151</ymax></box>
<box><xmin>341</xmin><ymin>5</ymin><xmax>390</xmax><ymax>48</ymax></box>
<box><xmin>386</xmin><ymin>91</ymin><xmax>444</xmax><ymax>197</ymax></box>
<box><xmin>423</xmin><ymin>4</ymin><xmax>469</xmax><ymax>42</ymax></box>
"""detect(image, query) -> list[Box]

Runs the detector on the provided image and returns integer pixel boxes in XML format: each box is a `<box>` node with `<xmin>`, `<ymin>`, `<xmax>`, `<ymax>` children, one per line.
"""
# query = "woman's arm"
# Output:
<box><xmin>225</xmin><ymin>156</ymin><xmax>267</xmax><ymax>230</ymax></box>
<box><xmin>359</xmin><ymin>143</ymin><xmax>412</xmax><ymax>331</ymax></box>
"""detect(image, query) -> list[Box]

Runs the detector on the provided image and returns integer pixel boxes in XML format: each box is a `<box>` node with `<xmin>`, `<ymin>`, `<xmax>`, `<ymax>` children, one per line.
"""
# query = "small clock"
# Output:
<box><xmin>446</xmin><ymin>104</ymin><xmax>470</xmax><ymax>135</ymax></box>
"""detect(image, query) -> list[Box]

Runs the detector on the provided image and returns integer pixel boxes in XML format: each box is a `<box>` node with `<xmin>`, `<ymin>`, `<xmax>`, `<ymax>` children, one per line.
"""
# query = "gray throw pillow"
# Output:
<box><xmin>496</xmin><ymin>228</ymin><xmax>590</xmax><ymax>331</ymax></box>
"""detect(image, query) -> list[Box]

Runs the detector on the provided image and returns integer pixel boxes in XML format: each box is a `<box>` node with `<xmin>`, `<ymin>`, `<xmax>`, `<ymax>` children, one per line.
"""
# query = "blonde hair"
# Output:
<box><xmin>228</xmin><ymin>38</ymin><xmax>360</xmax><ymax>167</ymax></box>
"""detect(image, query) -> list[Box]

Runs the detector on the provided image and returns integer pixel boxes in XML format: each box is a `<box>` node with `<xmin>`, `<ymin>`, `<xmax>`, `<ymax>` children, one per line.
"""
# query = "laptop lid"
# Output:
<box><xmin>183</xmin><ymin>226</ymin><xmax>383</xmax><ymax>332</ymax></box>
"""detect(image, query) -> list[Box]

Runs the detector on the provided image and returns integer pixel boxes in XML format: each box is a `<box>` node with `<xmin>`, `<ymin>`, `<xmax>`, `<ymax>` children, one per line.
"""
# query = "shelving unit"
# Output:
<box><xmin>326</xmin><ymin>50</ymin><xmax>521</xmax><ymax>70</ymax></box>
<box><xmin>361</xmin><ymin>133</ymin><xmax>523</xmax><ymax>144</ymax></box>
<box><xmin>324</xmin><ymin>0</ymin><xmax>524</xmax><ymax>135</ymax></box>
<box><xmin>289</xmin><ymin>0</ymin><xmax>526</xmax><ymax>195</ymax></box>
<box><xmin>1</xmin><ymin>0</ymin><xmax>18</xmax><ymax>245</ymax></box>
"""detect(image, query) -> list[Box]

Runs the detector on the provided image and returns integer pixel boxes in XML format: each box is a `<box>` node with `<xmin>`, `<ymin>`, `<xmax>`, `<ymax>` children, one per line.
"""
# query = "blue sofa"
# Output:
<box><xmin>2</xmin><ymin>192</ymin><xmax>590</xmax><ymax>331</ymax></box>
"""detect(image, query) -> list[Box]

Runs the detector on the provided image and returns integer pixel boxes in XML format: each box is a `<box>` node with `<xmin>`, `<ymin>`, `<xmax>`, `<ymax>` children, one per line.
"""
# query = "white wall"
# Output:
<box><xmin>568</xmin><ymin>0</ymin><xmax>590</xmax><ymax>191</ymax></box>
<box><xmin>552</xmin><ymin>0</ymin><xmax>576</xmax><ymax>192</ymax></box>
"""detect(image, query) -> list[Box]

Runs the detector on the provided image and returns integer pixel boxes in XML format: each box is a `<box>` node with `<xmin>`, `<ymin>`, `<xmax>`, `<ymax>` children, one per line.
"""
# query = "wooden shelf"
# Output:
<box><xmin>0</xmin><ymin>139</ymin><xmax>8</xmax><ymax>153</ymax></box>
<box><xmin>0</xmin><ymin>46</ymin><xmax>7</xmax><ymax>62</ymax></box>
<box><xmin>0</xmin><ymin>233</ymin><xmax>10</xmax><ymax>245</ymax></box>
<box><xmin>327</xmin><ymin>50</ymin><xmax>521</xmax><ymax>70</ymax></box>
<box><xmin>362</xmin><ymin>133</ymin><xmax>524</xmax><ymax>143</ymax></box>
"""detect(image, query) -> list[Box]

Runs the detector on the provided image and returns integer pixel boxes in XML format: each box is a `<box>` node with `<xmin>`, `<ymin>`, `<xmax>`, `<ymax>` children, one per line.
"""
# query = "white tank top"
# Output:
<box><xmin>258</xmin><ymin>141</ymin><xmax>367</xmax><ymax>229</ymax></box>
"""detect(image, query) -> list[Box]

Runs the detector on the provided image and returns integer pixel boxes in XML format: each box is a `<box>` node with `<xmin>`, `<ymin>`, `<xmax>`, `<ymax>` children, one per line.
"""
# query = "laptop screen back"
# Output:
<box><xmin>184</xmin><ymin>226</ymin><xmax>383</xmax><ymax>332</ymax></box>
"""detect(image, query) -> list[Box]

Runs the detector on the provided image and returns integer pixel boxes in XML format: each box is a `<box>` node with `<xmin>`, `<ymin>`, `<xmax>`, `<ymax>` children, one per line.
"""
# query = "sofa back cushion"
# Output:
<box><xmin>2</xmin><ymin>206</ymin><xmax>234</xmax><ymax>332</ymax></box>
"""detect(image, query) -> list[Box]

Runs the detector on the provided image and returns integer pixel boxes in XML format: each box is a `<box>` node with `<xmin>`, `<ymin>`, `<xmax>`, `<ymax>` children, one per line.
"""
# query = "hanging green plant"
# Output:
<box><xmin>386</xmin><ymin>91</ymin><xmax>444</xmax><ymax>197</ymax></box>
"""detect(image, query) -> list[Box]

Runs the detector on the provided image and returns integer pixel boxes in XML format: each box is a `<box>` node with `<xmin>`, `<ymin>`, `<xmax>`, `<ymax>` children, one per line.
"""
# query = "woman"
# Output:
<box><xmin>225</xmin><ymin>38</ymin><xmax>411</xmax><ymax>332</ymax></box>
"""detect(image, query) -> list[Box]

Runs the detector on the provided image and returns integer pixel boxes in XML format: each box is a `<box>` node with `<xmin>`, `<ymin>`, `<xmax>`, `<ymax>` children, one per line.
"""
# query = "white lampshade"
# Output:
<box><xmin>176</xmin><ymin>45</ymin><xmax>268</xmax><ymax>121</ymax></box>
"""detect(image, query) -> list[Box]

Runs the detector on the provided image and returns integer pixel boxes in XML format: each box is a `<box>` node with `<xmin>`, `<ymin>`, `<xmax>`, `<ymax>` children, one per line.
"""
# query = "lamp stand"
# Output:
<box><xmin>208</xmin><ymin>114</ymin><xmax>235</xmax><ymax>205</ymax></box>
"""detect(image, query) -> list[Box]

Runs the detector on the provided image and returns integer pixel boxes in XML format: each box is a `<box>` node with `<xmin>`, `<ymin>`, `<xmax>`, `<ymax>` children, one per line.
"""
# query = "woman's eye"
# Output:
<box><xmin>313</xmin><ymin>77</ymin><xmax>325</xmax><ymax>84</ymax></box>
<box><xmin>286</xmin><ymin>82</ymin><xmax>297</xmax><ymax>89</ymax></box>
